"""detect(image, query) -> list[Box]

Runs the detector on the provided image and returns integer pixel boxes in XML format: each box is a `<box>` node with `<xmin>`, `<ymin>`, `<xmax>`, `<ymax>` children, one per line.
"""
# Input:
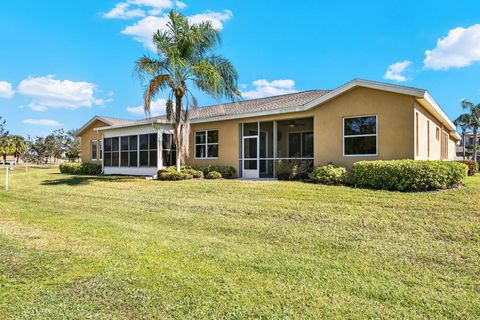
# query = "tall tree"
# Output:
<box><xmin>10</xmin><ymin>135</ymin><xmax>27</xmax><ymax>163</ymax></box>
<box><xmin>0</xmin><ymin>136</ymin><xmax>14</xmax><ymax>163</ymax></box>
<box><xmin>135</xmin><ymin>10</ymin><xmax>240</xmax><ymax>171</ymax></box>
<box><xmin>65</xmin><ymin>129</ymin><xmax>81</xmax><ymax>162</ymax></box>
<box><xmin>461</xmin><ymin>99</ymin><xmax>480</xmax><ymax>162</ymax></box>
<box><xmin>0</xmin><ymin>117</ymin><xmax>10</xmax><ymax>163</ymax></box>
<box><xmin>454</xmin><ymin>113</ymin><xmax>472</xmax><ymax>160</ymax></box>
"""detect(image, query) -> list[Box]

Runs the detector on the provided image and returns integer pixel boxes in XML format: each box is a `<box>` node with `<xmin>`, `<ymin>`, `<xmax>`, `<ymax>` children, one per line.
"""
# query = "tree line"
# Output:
<box><xmin>0</xmin><ymin>116</ymin><xmax>80</xmax><ymax>164</ymax></box>
<box><xmin>454</xmin><ymin>100</ymin><xmax>480</xmax><ymax>161</ymax></box>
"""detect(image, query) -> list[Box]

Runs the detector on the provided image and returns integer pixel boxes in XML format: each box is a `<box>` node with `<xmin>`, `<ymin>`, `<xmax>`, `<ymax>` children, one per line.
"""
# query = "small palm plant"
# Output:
<box><xmin>461</xmin><ymin>99</ymin><xmax>480</xmax><ymax>162</ymax></box>
<box><xmin>135</xmin><ymin>10</ymin><xmax>241</xmax><ymax>172</ymax></box>
<box><xmin>454</xmin><ymin>113</ymin><xmax>472</xmax><ymax>160</ymax></box>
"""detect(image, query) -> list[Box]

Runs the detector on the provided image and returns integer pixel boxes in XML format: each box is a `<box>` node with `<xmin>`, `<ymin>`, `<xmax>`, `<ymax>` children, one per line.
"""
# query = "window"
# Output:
<box><xmin>139</xmin><ymin>134</ymin><xmax>157</xmax><ymax>167</ymax></box>
<box><xmin>288</xmin><ymin>132</ymin><xmax>313</xmax><ymax>158</ymax></box>
<box><xmin>195</xmin><ymin>130</ymin><xmax>218</xmax><ymax>158</ymax></box>
<box><xmin>91</xmin><ymin>140</ymin><xmax>97</xmax><ymax>160</ymax></box>
<box><xmin>103</xmin><ymin>134</ymin><xmax>156</xmax><ymax>167</ymax></box>
<box><xmin>343</xmin><ymin>115</ymin><xmax>377</xmax><ymax>156</ymax></box>
<box><xmin>99</xmin><ymin>140</ymin><xmax>103</xmax><ymax>160</ymax></box>
<box><xmin>436</xmin><ymin>127</ymin><xmax>440</xmax><ymax>141</ymax></box>
<box><xmin>162</xmin><ymin>133</ymin><xmax>176</xmax><ymax>167</ymax></box>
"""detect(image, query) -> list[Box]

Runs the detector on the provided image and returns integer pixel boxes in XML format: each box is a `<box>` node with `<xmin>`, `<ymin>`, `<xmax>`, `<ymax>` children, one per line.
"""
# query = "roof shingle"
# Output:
<box><xmin>151</xmin><ymin>90</ymin><xmax>332</xmax><ymax>121</ymax></box>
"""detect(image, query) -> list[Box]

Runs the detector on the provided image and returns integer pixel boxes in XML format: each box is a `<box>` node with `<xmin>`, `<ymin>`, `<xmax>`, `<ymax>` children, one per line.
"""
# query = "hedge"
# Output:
<box><xmin>205</xmin><ymin>171</ymin><xmax>222</xmax><ymax>179</ymax></box>
<box><xmin>194</xmin><ymin>165</ymin><xmax>236</xmax><ymax>179</ymax></box>
<box><xmin>157</xmin><ymin>166</ymin><xmax>202</xmax><ymax>180</ymax></box>
<box><xmin>59</xmin><ymin>162</ymin><xmax>102</xmax><ymax>175</ymax></box>
<box><xmin>456</xmin><ymin>160</ymin><xmax>478</xmax><ymax>176</ymax></box>
<box><xmin>310</xmin><ymin>164</ymin><xmax>348</xmax><ymax>185</ymax></box>
<box><xmin>351</xmin><ymin>160</ymin><xmax>468</xmax><ymax>191</ymax></box>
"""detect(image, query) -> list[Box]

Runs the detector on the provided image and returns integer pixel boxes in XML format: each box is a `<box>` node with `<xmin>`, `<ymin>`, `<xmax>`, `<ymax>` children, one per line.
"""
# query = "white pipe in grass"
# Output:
<box><xmin>5</xmin><ymin>167</ymin><xmax>8</xmax><ymax>191</ymax></box>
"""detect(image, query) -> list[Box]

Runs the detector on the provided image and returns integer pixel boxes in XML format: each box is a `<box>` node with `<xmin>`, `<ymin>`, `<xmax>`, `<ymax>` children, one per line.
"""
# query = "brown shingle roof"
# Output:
<box><xmin>151</xmin><ymin>90</ymin><xmax>332</xmax><ymax>121</ymax></box>
<box><xmin>99</xmin><ymin>116</ymin><xmax>137</xmax><ymax>126</ymax></box>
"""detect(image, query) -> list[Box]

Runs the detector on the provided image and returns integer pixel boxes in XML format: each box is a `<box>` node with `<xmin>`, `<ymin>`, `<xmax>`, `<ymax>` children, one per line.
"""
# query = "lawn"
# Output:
<box><xmin>0</xmin><ymin>167</ymin><xmax>479</xmax><ymax>319</ymax></box>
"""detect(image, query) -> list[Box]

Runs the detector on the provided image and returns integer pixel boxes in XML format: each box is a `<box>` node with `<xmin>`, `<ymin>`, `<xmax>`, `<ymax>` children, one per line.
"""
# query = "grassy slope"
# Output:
<box><xmin>0</xmin><ymin>167</ymin><xmax>479</xmax><ymax>319</ymax></box>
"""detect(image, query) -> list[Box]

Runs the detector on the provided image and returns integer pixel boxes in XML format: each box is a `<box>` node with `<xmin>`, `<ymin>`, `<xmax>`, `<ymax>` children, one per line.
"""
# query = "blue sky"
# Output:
<box><xmin>1</xmin><ymin>0</ymin><xmax>480</xmax><ymax>136</ymax></box>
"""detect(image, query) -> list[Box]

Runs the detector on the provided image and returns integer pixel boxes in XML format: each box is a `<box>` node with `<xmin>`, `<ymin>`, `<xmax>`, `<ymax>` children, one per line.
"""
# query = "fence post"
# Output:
<box><xmin>5</xmin><ymin>167</ymin><xmax>9</xmax><ymax>191</ymax></box>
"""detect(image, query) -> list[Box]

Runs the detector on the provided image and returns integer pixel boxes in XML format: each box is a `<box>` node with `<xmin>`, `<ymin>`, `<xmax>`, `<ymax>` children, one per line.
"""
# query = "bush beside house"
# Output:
<box><xmin>351</xmin><ymin>160</ymin><xmax>468</xmax><ymax>191</ymax></box>
<box><xmin>276</xmin><ymin>160</ymin><xmax>313</xmax><ymax>181</ymax></box>
<box><xmin>194</xmin><ymin>165</ymin><xmax>236</xmax><ymax>179</ymax></box>
<box><xmin>59</xmin><ymin>162</ymin><xmax>102</xmax><ymax>175</ymax></box>
<box><xmin>456</xmin><ymin>160</ymin><xmax>478</xmax><ymax>176</ymax></box>
<box><xmin>310</xmin><ymin>164</ymin><xmax>348</xmax><ymax>185</ymax></box>
<box><xmin>205</xmin><ymin>171</ymin><xmax>222</xmax><ymax>179</ymax></box>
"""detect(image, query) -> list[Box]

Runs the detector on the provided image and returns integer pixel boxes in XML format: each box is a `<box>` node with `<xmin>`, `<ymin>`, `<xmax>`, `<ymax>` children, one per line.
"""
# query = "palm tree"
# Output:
<box><xmin>135</xmin><ymin>10</ymin><xmax>240</xmax><ymax>172</ymax></box>
<box><xmin>461</xmin><ymin>99</ymin><xmax>480</xmax><ymax>162</ymax></box>
<box><xmin>454</xmin><ymin>113</ymin><xmax>472</xmax><ymax>160</ymax></box>
<box><xmin>10</xmin><ymin>135</ymin><xmax>27</xmax><ymax>163</ymax></box>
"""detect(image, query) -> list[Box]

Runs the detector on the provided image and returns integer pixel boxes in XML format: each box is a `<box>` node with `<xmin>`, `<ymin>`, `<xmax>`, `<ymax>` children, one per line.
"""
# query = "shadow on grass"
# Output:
<box><xmin>41</xmin><ymin>174</ymin><xmax>134</xmax><ymax>186</ymax></box>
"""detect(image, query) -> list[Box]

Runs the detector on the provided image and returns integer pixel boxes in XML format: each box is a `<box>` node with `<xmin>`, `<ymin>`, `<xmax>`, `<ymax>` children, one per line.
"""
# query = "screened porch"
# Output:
<box><xmin>239</xmin><ymin>117</ymin><xmax>314</xmax><ymax>178</ymax></box>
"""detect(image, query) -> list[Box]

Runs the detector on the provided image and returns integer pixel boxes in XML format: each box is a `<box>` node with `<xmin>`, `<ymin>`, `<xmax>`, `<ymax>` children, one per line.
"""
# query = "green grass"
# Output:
<box><xmin>0</xmin><ymin>167</ymin><xmax>479</xmax><ymax>319</ymax></box>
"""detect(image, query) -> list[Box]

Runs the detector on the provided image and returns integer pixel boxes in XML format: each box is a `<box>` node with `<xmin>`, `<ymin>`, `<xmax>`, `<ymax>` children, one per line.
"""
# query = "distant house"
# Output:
<box><xmin>76</xmin><ymin>79</ymin><xmax>460</xmax><ymax>177</ymax></box>
<box><xmin>457</xmin><ymin>132</ymin><xmax>480</xmax><ymax>161</ymax></box>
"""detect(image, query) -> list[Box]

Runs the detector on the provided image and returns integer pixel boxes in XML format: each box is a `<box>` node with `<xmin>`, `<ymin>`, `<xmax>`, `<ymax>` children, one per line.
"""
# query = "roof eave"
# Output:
<box><xmin>76</xmin><ymin>116</ymin><xmax>114</xmax><ymax>137</ymax></box>
<box><xmin>94</xmin><ymin>119</ymin><xmax>170</xmax><ymax>132</ymax></box>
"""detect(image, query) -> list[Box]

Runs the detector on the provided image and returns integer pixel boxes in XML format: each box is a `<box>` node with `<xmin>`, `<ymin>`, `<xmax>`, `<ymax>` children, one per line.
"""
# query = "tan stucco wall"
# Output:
<box><xmin>448</xmin><ymin>136</ymin><xmax>457</xmax><ymax>160</ymax></box>
<box><xmin>78</xmin><ymin>119</ymin><xmax>109</xmax><ymax>164</ymax></box>
<box><xmin>187</xmin><ymin>87</ymin><xmax>421</xmax><ymax>171</ymax></box>
<box><xmin>414</xmin><ymin>103</ymin><xmax>443</xmax><ymax>160</ymax></box>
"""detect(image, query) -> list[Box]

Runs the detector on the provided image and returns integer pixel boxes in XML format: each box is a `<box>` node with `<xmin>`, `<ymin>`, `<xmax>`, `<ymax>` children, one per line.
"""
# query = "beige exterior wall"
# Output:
<box><xmin>448</xmin><ymin>136</ymin><xmax>457</xmax><ymax>160</ymax></box>
<box><xmin>414</xmin><ymin>102</ymin><xmax>458</xmax><ymax>161</ymax></box>
<box><xmin>78</xmin><ymin>119</ymin><xmax>108</xmax><ymax>164</ymax></box>
<box><xmin>414</xmin><ymin>103</ymin><xmax>443</xmax><ymax>160</ymax></box>
<box><xmin>187</xmin><ymin>87</ymin><xmax>420</xmax><ymax>171</ymax></box>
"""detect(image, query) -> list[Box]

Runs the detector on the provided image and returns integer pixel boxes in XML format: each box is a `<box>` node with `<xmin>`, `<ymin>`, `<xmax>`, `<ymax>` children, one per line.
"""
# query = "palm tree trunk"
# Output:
<box><xmin>174</xmin><ymin>93</ymin><xmax>183</xmax><ymax>172</ymax></box>
<box><xmin>473</xmin><ymin>126</ymin><xmax>478</xmax><ymax>163</ymax></box>
<box><xmin>462</xmin><ymin>132</ymin><xmax>466</xmax><ymax>160</ymax></box>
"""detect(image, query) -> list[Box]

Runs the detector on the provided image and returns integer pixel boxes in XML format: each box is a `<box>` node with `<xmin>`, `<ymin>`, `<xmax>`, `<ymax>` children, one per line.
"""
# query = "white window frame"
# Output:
<box><xmin>194</xmin><ymin>130</ymin><xmax>219</xmax><ymax>159</ymax></box>
<box><xmin>91</xmin><ymin>140</ymin><xmax>98</xmax><ymax>160</ymax></box>
<box><xmin>343</xmin><ymin>114</ymin><xmax>378</xmax><ymax>157</ymax></box>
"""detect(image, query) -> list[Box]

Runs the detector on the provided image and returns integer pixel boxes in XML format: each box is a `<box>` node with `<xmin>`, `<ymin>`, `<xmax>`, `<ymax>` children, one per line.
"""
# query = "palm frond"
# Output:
<box><xmin>191</xmin><ymin>56</ymin><xmax>240</xmax><ymax>100</ymax></box>
<box><xmin>144</xmin><ymin>74</ymin><xmax>171</xmax><ymax>117</ymax></box>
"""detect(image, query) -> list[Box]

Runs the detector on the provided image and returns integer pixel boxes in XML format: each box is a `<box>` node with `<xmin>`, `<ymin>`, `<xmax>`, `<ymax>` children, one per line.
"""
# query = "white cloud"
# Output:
<box><xmin>176</xmin><ymin>1</ymin><xmax>187</xmax><ymax>9</ymax></box>
<box><xmin>383</xmin><ymin>60</ymin><xmax>412</xmax><ymax>82</ymax></box>
<box><xmin>128</xmin><ymin>0</ymin><xmax>173</xmax><ymax>8</ymax></box>
<box><xmin>0</xmin><ymin>81</ymin><xmax>14</xmax><ymax>98</ymax></box>
<box><xmin>17</xmin><ymin>75</ymin><xmax>108</xmax><ymax>111</ymax></box>
<box><xmin>103</xmin><ymin>2</ymin><xmax>145</xmax><ymax>19</ymax></box>
<box><xmin>121</xmin><ymin>10</ymin><xmax>233</xmax><ymax>50</ymax></box>
<box><xmin>424</xmin><ymin>24</ymin><xmax>480</xmax><ymax>70</ymax></box>
<box><xmin>22</xmin><ymin>119</ymin><xmax>61</xmax><ymax>127</ymax></box>
<box><xmin>241</xmin><ymin>79</ymin><xmax>298</xmax><ymax>99</ymax></box>
<box><xmin>126</xmin><ymin>98</ymin><xmax>167</xmax><ymax>116</ymax></box>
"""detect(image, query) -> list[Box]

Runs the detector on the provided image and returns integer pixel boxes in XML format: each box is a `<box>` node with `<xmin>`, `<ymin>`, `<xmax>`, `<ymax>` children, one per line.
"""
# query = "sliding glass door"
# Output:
<box><xmin>239</xmin><ymin>118</ymin><xmax>314</xmax><ymax>178</ymax></box>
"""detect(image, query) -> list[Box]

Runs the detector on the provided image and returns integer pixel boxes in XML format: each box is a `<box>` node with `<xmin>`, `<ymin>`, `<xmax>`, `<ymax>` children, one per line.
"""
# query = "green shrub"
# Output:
<box><xmin>59</xmin><ymin>162</ymin><xmax>102</xmax><ymax>175</ymax></box>
<box><xmin>157</xmin><ymin>168</ymin><xmax>193</xmax><ymax>181</ymax></box>
<box><xmin>310</xmin><ymin>164</ymin><xmax>348</xmax><ymax>184</ymax></box>
<box><xmin>205</xmin><ymin>171</ymin><xmax>222</xmax><ymax>179</ymax></box>
<box><xmin>456</xmin><ymin>160</ymin><xmax>478</xmax><ymax>176</ymax></box>
<box><xmin>351</xmin><ymin>160</ymin><xmax>468</xmax><ymax>191</ymax></box>
<box><xmin>181</xmin><ymin>167</ymin><xmax>204</xmax><ymax>178</ymax></box>
<box><xmin>276</xmin><ymin>160</ymin><xmax>313</xmax><ymax>181</ymax></box>
<box><xmin>195</xmin><ymin>165</ymin><xmax>236</xmax><ymax>178</ymax></box>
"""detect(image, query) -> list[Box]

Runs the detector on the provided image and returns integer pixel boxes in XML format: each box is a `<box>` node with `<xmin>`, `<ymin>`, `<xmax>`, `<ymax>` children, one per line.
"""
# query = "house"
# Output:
<box><xmin>456</xmin><ymin>132</ymin><xmax>480</xmax><ymax>161</ymax></box>
<box><xmin>76</xmin><ymin>79</ymin><xmax>461</xmax><ymax>178</ymax></box>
